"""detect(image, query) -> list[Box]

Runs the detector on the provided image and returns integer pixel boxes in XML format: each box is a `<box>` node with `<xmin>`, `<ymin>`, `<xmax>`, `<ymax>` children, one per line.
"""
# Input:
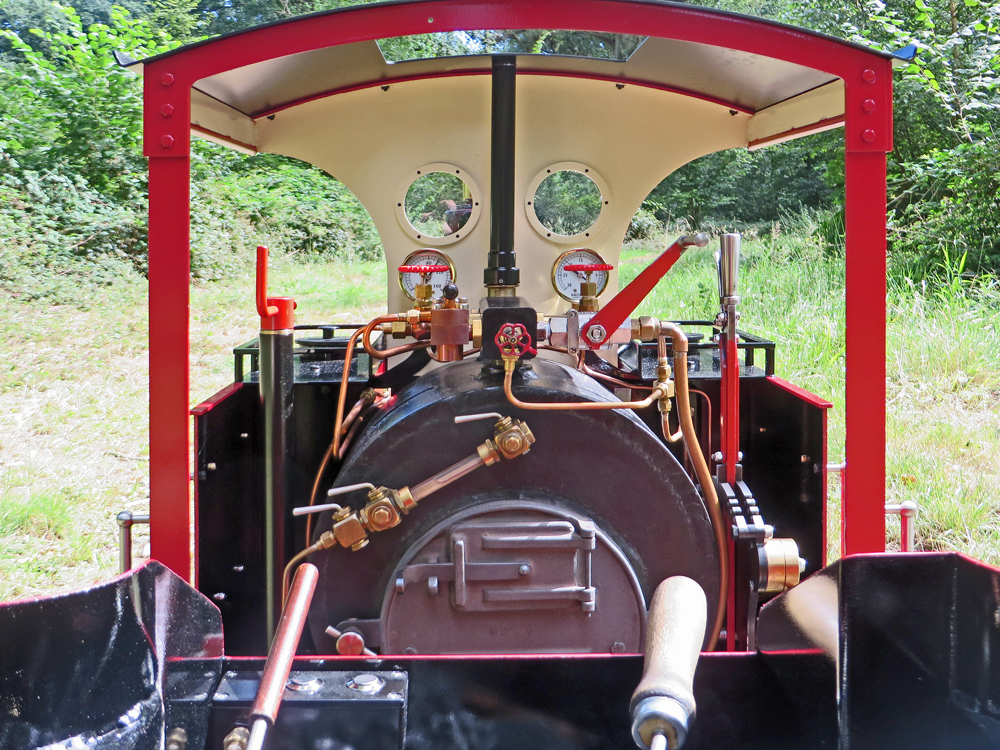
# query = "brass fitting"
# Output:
<box><xmin>471</xmin><ymin>316</ymin><xmax>483</xmax><ymax>348</ymax></box>
<box><xmin>492</xmin><ymin>416</ymin><xmax>536</xmax><ymax>459</ymax></box>
<box><xmin>390</xmin><ymin>320</ymin><xmax>408</xmax><ymax>339</ymax></box>
<box><xmin>223</xmin><ymin>727</ymin><xmax>249</xmax><ymax>750</ymax></box>
<box><xmin>632</xmin><ymin>315</ymin><xmax>659</xmax><ymax>341</ymax></box>
<box><xmin>578</xmin><ymin>280</ymin><xmax>600</xmax><ymax>313</ymax></box>
<box><xmin>330</xmin><ymin>487</ymin><xmax>417</xmax><ymax>551</ymax></box>
<box><xmin>653</xmin><ymin>357</ymin><xmax>675</xmax><ymax>413</ymax></box>
<box><xmin>761</xmin><ymin>537</ymin><xmax>803</xmax><ymax>594</ymax></box>
<box><xmin>415</xmin><ymin>282</ymin><xmax>434</xmax><ymax>310</ymax></box>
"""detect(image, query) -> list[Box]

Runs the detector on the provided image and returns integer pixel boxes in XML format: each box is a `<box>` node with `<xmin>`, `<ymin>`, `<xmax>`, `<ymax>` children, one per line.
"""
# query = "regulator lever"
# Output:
<box><xmin>581</xmin><ymin>233</ymin><xmax>708</xmax><ymax>346</ymax></box>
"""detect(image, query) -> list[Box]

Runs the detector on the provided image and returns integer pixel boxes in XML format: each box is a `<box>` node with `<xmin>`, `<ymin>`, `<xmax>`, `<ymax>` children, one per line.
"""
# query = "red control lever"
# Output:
<box><xmin>256</xmin><ymin>245</ymin><xmax>295</xmax><ymax>331</ymax></box>
<box><xmin>564</xmin><ymin>264</ymin><xmax>613</xmax><ymax>273</ymax></box>
<box><xmin>581</xmin><ymin>234</ymin><xmax>708</xmax><ymax>345</ymax></box>
<box><xmin>494</xmin><ymin>323</ymin><xmax>536</xmax><ymax>358</ymax></box>
<box><xmin>398</xmin><ymin>265</ymin><xmax>449</xmax><ymax>274</ymax></box>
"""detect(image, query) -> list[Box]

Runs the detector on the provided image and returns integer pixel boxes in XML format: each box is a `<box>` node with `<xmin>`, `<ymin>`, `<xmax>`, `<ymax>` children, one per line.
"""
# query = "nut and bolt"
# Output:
<box><xmin>223</xmin><ymin>726</ymin><xmax>249</xmax><ymax>750</ymax></box>
<box><xmin>166</xmin><ymin>728</ymin><xmax>187</xmax><ymax>750</ymax></box>
<box><xmin>348</xmin><ymin>673</ymin><xmax>385</xmax><ymax>693</ymax></box>
<box><xmin>370</xmin><ymin>506</ymin><xmax>393</xmax><ymax>527</ymax></box>
<box><xmin>586</xmin><ymin>325</ymin><xmax>607</xmax><ymax>343</ymax></box>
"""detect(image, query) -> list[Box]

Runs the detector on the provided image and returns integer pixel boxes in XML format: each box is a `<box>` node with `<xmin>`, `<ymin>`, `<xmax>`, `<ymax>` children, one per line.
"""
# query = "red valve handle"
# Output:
<box><xmin>494</xmin><ymin>323</ymin><xmax>536</xmax><ymax>358</ymax></box>
<box><xmin>564</xmin><ymin>263</ymin><xmax>613</xmax><ymax>273</ymax></box>
<box><xmin>398</xmin><ymin>265</ymin><xmax>450</xmax><ymax>274</ymax></box>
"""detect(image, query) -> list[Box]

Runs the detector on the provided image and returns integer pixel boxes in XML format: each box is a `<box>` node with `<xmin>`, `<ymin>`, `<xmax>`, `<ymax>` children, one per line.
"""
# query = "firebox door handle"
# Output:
<box><xmin>629</xmin><ymin>576</ymin><xmax>707</xmax><ymax>750</ymax></box>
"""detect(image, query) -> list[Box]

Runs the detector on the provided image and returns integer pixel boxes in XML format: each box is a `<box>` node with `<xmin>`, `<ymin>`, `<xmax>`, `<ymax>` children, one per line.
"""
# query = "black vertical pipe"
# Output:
<box><xmin>259</xmin><ymin>328</ymin><xmax>294</xmax><ymax>641</ymax></box>
<box><xmin>484</xmin><ymin>54</ymin><xmax>519</xmax><ymax>293</ymax></box>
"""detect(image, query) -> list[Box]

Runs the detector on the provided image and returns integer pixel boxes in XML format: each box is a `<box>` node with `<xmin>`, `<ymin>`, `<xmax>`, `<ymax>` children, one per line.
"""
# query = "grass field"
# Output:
<box><xmin>2</xmin><ymin>231</ymin><xmax>999</xmax><ymax>598</ymax></box>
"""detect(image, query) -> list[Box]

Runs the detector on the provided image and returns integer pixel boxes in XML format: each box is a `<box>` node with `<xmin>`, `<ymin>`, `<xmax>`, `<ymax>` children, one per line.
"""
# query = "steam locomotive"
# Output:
<box><xmin>3</xmin><ymin>3</ymin><xmax>998</xmax><ymax>750</ymax></box>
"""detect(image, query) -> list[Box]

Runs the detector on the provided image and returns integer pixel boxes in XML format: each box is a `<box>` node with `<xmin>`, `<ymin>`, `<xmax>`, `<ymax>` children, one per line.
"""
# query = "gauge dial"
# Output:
<box><xmin>398</xmin><ymin>249</ymin><xmax>456</xmax><ymax>300</ymax></box>
<box><xmin>551</xmin><ymin>249</ymin><xmax>611</xmax><ymax>302</ymax></box>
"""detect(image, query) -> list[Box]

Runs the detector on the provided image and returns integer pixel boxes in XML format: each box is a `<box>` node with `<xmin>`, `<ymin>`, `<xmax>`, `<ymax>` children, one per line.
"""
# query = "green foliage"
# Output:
<box><xmin>644</xmin><ymin>133</ymin><xmax>839</xmax><ymax>233</ymax></box>
<box><xmin>532</xmin><ymin>170</ymin><xmax>603</xmax><ymax>236</ymax></box>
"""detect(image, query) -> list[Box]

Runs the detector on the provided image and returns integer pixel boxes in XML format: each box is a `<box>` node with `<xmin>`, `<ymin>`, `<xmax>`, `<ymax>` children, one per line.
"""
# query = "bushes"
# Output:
<box><xmin>890</xmin><ymin>141</ymin><xmax>1000</xmax><ymax>275</ymax></box>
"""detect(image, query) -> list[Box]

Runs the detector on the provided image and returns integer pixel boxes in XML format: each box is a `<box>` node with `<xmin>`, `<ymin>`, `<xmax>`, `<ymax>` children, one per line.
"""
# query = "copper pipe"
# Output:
<box><xmin>690</xmin><ymin>388</ymin><xmax>712</xmax><ymax>462</ymax></box>
<box><xmin>660</xmin><ymin>412</ymin><xmax>683</xmax><ymax>443</ymax></box>
<box><xmin>252</xmin><ymin>562</ymin><xmax>319</xmax><ymax>749</ymax></box>
<box><xmin>582</xmin><ymin>363</ymin><xmax>654</xmax><ymax>392</ymax></box>
<box><xmin>503</xmin><ymin>367</ymin><xmax>666</xmax><ymax>411</ymax></box>
<box><xmin>365</xmin><ymin>338</ymin><xmax>432</xmax><ymax>360</ymax></box>
<box><xmin>333</xmin><ymin>317</ymin><xmax>394</xmax><ymax>457</ymax></box>
<box><xmin>659</xmin><ymin>322</ymin><xmax>728</xmax><ymax>651</ymax></box>
<box><xmin>337</xmin><ymin>412</ymin><xmax>366</xmax><ymax>459</ymax></box>
<box><xmin>339</xmin><ymin>393</ymin><xmax>368</xmax><ymax>436</ymax></box>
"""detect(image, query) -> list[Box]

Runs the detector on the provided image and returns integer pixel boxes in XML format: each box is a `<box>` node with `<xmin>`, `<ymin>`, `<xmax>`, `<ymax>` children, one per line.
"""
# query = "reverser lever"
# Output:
<box><xmin>630</xmin><ymin>577</ymin><xmax>707</xmax><ymax>750</ymax></box>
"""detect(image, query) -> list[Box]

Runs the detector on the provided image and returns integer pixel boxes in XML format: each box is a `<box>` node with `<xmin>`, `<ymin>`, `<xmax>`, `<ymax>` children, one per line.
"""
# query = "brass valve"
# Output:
<box><xmin>653</xmin><ymin>358</ymin><xmax>675</xmax><ymax>414</ymax></box>
<box><xmin>329</xmin><ymin>486</ymin><xmax>415</xmax><ymax>551</ymax></box>
<box><xmin>327</xmin><ymin>414</ymin><xmax>534</xmax><ymax>551</ymax></box>
<box><xmin>479</xmin><ymin>416</ymin><xmax>535</xmax><ymax>463</ymax></box>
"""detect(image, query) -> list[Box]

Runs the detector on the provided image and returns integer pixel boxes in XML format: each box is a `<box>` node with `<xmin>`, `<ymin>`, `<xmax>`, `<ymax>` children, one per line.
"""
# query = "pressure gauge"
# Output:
<box><xmin>551</xmin><ymin>249</ymin><xmax>611</xmax><ymax>302</ymax></box>
<box><xmin>398</xmin><ymin>249</ymin><xmax>456</xmax><ymax>300</ymax></box>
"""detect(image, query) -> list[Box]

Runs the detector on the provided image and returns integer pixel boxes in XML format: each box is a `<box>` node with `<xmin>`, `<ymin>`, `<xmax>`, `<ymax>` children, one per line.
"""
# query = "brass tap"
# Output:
<box><xmin>327</xmin><ymin>415</ymin><xmax>534</xmax><ymax>551</ymax></box>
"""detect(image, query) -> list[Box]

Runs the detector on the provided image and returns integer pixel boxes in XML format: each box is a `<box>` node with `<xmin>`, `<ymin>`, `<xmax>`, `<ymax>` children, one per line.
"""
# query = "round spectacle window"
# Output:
<box><xmin>525</xmin><ymin>162</ymin><xmax>610</xmax><ymax>244</ymax></box>
<box><xmin>396</xmin><ymin>163</ymin><xmax>481</xmax><ymax>246</ymax></box>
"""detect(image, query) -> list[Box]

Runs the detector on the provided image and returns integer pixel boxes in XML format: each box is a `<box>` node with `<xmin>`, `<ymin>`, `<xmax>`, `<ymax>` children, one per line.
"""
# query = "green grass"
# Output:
<box><xmin>2</xmin><ymin>236</ymin><xmax>999</xmax><ymax>597</ymax></box>
<box><xmin>0</xmin><ymin>254</ymin><xmax>386</xmax><ymax>598</ymax></box>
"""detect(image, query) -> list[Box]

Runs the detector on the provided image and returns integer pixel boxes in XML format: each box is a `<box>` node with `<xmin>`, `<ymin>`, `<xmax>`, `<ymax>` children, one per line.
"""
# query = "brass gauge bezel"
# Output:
<box><xmin>398</xmin><ymin>248</ymin><xmax>457</xmax><ymax>301</ymax></box>
<box><xmin>551</xmin><ymin>248</ymin><xmax>611</xmax><ymax>302</ymax></box>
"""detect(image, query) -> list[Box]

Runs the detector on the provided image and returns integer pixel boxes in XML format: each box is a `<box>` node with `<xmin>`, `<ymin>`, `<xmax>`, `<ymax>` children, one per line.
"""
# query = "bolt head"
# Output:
<box><xmin>861</xmin><ymin>68</ymin><xmax>876</xmax><ymax>83</ymax></box>
<box><xmin>370</xmin><ymin>506</ymin><xmax>392</xmax><ymax>526</ymax></box>
<box><xmin>336</xmin><ymin>631</ymin><xmax>366</xmax><ymax>655</ymax></box>
<box><xmin>160</xmin><ymin>135</ymin><xmax>175</xmax><ymax>148</ymax></box>
<box><xmin>518</xmin><ymin>564</ymin><xmax>531</xmax><ymax>576</ymax></box>
<box><xmin>160</xmin><ymin>103</ymin><xmax>175</xmax><ymax>117</ymax></box>
<box><xmin>587</xmin><ymin>325</ymin><xmax>606</xmax><ymax>343</ymax></box>
<box><xmin>160</xmin><ymin>73</ymin><xmax>175</xmax><ymax>86</ymax></box>
<box><xmin>862</xmin><ymin>129</ymin><xmax>876</xmax><ymax>143</ymax></box>
<box><xmin>861</xmin><ymin>98</ymin><xmax>876</xmax><ymax>113</ymax></box>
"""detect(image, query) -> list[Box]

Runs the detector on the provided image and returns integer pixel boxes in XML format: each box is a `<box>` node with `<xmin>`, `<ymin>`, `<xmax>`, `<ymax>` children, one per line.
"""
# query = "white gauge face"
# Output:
<box><xmin>398</xmin><ymin>249</ymin><xmax>456</xmax><ymax>300</ymax></box>
<box><xmin>552</xmin><ymin>249</ymin><xmax>611</xmax><ymax>302</ymax></box>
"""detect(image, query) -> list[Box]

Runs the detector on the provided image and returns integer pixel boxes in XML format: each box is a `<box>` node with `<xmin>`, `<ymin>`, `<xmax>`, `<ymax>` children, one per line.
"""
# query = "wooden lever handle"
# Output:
<box><xmin>630</xmin><ymin>576</ymin><xmax>707</xmax><ymax>750</ymax></box>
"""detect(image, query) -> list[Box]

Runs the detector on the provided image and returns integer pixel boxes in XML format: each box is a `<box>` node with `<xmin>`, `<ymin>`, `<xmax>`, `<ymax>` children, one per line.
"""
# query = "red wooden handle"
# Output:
<box><xmin>564</xmin><ymin>263</ymin><xmax>613</xmax><ymax>272</ymax></box>
<box><xmin>398</xmin><ymin>265</ymin><xmax>449</xmax><ymax>274</ymax></box>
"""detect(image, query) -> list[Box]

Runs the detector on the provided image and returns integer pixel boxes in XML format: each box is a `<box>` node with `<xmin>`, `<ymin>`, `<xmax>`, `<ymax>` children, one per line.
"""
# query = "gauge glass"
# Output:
<box><xmin>552</xmin><ymin>249</ymin><xmax>610</xmax><ymax>302</ymax></box>
<box><xmin>398</xmin><ymin>249</ymin><xmax>456</xmax><ymax>300</ymax></box>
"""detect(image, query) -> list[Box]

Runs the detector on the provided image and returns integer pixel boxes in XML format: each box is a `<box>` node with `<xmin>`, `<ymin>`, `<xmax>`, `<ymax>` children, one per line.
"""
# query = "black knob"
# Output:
<box><xmin>442</xmin><ymin>283</ymin><xmax>459</xmax><ymax>300</ymax></box>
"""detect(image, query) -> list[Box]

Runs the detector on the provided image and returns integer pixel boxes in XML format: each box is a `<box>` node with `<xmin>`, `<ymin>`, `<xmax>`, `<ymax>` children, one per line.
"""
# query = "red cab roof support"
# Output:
<box><xmin>143</xmin><ymin>0</ymin><xmax>891</xmax><ymax>581</ymax></box>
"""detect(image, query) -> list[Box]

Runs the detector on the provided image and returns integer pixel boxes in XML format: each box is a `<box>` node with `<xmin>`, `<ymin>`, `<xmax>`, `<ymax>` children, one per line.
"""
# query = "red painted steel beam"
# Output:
<box><xmin>842</xmin><ymin>149</ymin><xmax>887</xmax><ymax>555</ymax></box>
<box><xmin>147</xmin><ymin>155</ymin><xmax>193</xmax><ymax>580</ymax></box>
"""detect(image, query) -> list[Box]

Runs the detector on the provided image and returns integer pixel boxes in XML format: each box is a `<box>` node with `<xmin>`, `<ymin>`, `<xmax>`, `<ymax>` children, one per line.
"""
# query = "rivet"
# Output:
<box><xmin>160</xmin><ymin>73</ymin><xmax>175</xmax><ymax>86</ymax></box>
<box><xmin>861</xmin><ymin>129</ymin><xmax>876</xmax><ymax>143</ymax></box>
<box><xmin>861</xmin><ymin>99</ymin><xmax>876</xmax><ymax>113</ymax></box>
<box><xmin>861</xmin><ymin>69</ymin><xmax>876</xmax><ymax>84</ymax></box>
<box><xmin>160</xmin><ymin>135</ymin><xmax>175</xmax><ymax>148</ymax></box>
<box><xmin>160</xmin><ymin>103</ymin><xmax>175</xmax><ymax>117</ymax></box>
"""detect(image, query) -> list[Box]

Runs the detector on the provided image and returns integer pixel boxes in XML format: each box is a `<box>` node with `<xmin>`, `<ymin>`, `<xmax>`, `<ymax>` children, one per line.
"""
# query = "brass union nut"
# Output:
<box><xmin>390</xmin><ymin>320</ymin><xmax>408</xmax><ymax>339</ymax></box>
<box><xmin>638</xmin><ymin>315</ymin><xmax>659</xmax><ymax>341</ymax></box>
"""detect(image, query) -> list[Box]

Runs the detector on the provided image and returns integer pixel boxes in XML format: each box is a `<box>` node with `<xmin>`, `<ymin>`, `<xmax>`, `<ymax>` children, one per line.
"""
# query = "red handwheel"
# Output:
<box><xmin>494</xmin><ymin>323</ymin><xmax>536</xmax><ymax>358</ymax></box>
